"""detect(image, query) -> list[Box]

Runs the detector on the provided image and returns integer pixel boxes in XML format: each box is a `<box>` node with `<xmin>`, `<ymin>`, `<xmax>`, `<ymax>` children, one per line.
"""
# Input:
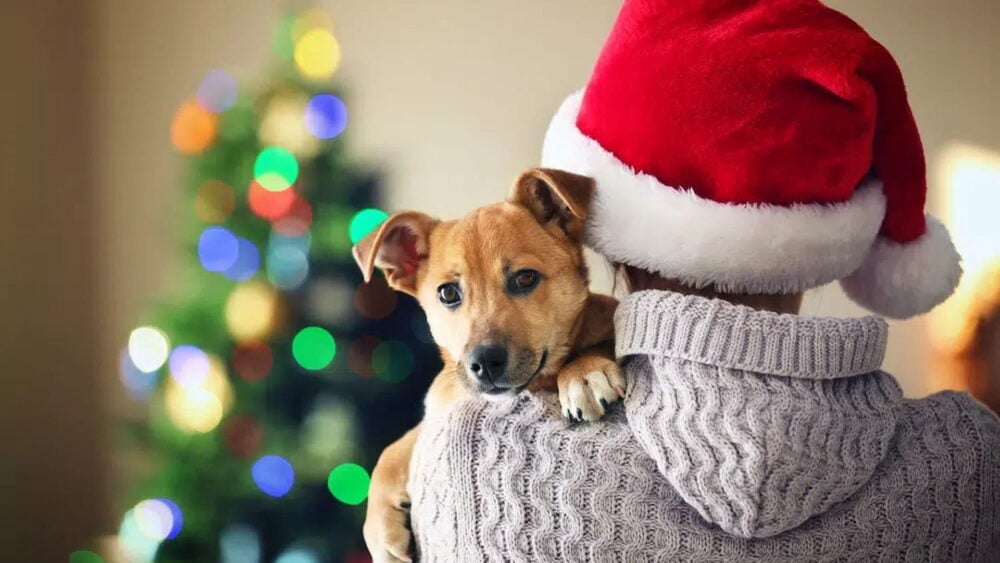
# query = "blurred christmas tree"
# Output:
<box><xmin>112</xmin><ymin>9</ymin><xmax>439</xmax><ymax>563</ymax></box>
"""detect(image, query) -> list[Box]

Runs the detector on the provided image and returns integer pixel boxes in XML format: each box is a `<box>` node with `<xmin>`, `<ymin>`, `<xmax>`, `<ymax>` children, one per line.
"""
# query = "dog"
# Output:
<box><xmin>352</xmin><ymin>168</ymin><xmax>623</xmax><ymax>563</ymax></box>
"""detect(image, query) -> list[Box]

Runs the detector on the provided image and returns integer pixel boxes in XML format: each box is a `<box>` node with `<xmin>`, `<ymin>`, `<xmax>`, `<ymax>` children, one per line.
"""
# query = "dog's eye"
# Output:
<box><xmin>508</xmin><ymin>269</ymin><xmax>541</xmax><ymax>294</ymax></box>
<box><xmin>437</xmin><ymin>283</ymin><xmax>462</xmax><ymax>308</ymax></box>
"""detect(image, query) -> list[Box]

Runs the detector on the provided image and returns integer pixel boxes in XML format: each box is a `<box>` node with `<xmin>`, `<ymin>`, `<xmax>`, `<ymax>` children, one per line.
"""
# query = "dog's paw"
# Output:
<box><xmin>363</xmin><ymin>496</ymin><xmax>414</xmax><ymax>563</ymax></box>
<box><xmin>556</xmin><ymin>355</ymin><xmax>625</xmax><ymax>422</ymax></box>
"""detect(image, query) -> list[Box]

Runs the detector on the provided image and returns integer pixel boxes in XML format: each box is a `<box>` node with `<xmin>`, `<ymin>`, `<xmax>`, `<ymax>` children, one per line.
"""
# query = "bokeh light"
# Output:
<box><xmin>171</xmin><ymin>99</ymin><xmax>218</xmax><ymax>154</ymax></box>
<box><xmin>348</xmin><ymin>208</ymin><xmax>388</xmax><ymax>244</ymax></box>
<box><xmin>133</xmin><ymin>498</ymin><xmax>183</xmax><ymax>542</ymax></box>
<box><xmin>347</xmin><ymin>336</ymin><xmax>380</xmax><ymax>378</ymax></box>
<box><xmin>118</xmin><ymin>509</ymin><xmax>161</xmax><ymax>563</ymax></box>
<box><xmin>254</xmin><ymin>146</ymin><xmax>299</xmax><ymax>192</ymax></box>
<box><xmin>248</xmin><ymin>181</ymin><xmax>296</xmax><ymax>220</ymax></box>
<box><xmin>372</xmin><ymin>340</ymin><xmax>415</xmax><ymax>382</ymax></box>
<box><xmin>220</xmin><ymin>523</ymin><xmax>261</xmax><ymax>563</ymax></box>
<box><xmin>164</xmin><ymin>355</ymin><xmax>232</xmax><ymax>434</ymax></box>
<box><xmin>345</xmin><ymin>551</ymin><xmax>373</xmax><ymax>563</ymax></box>
<box><xmin>302</xmin><ymin>396</ymin><xmax>358</xmax><ymax>463</ymax></box>
<box><xmin>305</xmin><ymin>278</ymin><xmax>355</xmax><ymax>325</ymax></box>
<box><xmin>195</xmin><ymin>179</ymin><xmax>236</xmax><ymax>223</ymax></box>
<box><xmin>327</xmin><ymin>463</ymin><xmax>370</xmax><ymax>505</ymax></box>
<box><xmin>223</xmin><ymin>414</ymin><xmax>264</xmax><ymax>460</ymax></box>
<box><xmin>272</xmin><ymin>195</ymin><xmax>313</xmax><ymax>237</ymax></box>
<box><xmin>196</xmin><ymin>69</ymin><xmax>239</xmax><ymax>113</ymax></box>
<box><xmin>304</xmin><ymin>94</ymin><xmax>348</xmax><ymax>139</ymax></box>
<box><xmin>267</xmin><ymin>244</ymin><xmax>310</xmax><ymax>290</ymax></box>
<box><xmin>259</xmin><ymin>93</ymin><xmax>319</xmax><ymax>158</ymax></box>
<box><xmin>251</xmin><ymin>455</ymin><xmax>295</xmax><ymax>498</ymax></box>
<box><xmin>292</xmin><ymin>327</ymin><xmax>336</xmax><ymax>371</ymax></box>
<box><xmin>354</xmin><ymin>276</ymin><xmax>397</xmax><ymax>319</ymax></box>
<box><xmin>292</xmin><ymin>8</ymin><xmax>334</xmax><ymax>41</ymax></box>
<box><xmin>120</xmin><ymin>348</ymin><xmax>158</xmax><ymax>399</ymax></box>
<box><xmin>157</xmin><ymin>498</ymin><xmax>184</xmax><ymax>539</ymax></box>
<box><xmin>276</xmin><ymin>547</ymin><xmax>321</xmax><ymax>563</ymax></box>
<box><xmin>223</xmin><ymin>238</ymin><xmax>261</xmax><ymax>282</ymax></box>
<box><xmin>232</xmin><ymin>340</ymin><xmax>273</xmax><ymax>382</ymax></box>
<box><xmin>198</xmin><ymin>226</ymin><xmax>240</xmax><ymax>272</ymax></box>
<box><xmin>70</xmin><ymin>551</ymin><xmax>104</xmax><ymax>563</ymax></box>
<box><xmin>128</xmin><ymin>326</ymin><xmax>170</xmax><ymax>373</ymax></box>
<box><xmin>168</xmin><ymin>345</ymin><xmax>210</xmax><ymax>388</ymax></box>
<box><xmin>225</xmin><ymin>281</ymin><xmax>281</xmax><ymax>342</ymax></box>
<box><xmin>294</xmin><ymin>28</ymin><xmax>341</xmax><ymax>81</ymax></box>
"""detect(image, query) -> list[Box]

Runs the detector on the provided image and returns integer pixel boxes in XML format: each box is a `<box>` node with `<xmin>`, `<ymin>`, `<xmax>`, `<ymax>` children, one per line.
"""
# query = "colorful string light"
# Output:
<box><xmin>195</xmin><ymin>179</ymin><xmax>236</xmax><ymax>223</ymax></box>
<box><xmin>223</xmin><ymin>414</ymin><xmax>264</xmax><ymax>460</ymax></box>
<box><xmin>294</xmin><ymin>28</ymin><xmax>341</xmax><ymax>81</ymax></box>
<box><xmin>168</xmin><ymin>345</ymin><xmax>211</xmax><ymax>388</ymax></box>
<box><xmin>120</xmin><ymin>348</ymin><xmax>158</xmax><ymax>399</ymax></box>
<box><xmin>275</xmin><ymin>547</ymin><xmax>321</xmax><ymax>563</ymax></box>
<box><xmin>171</xmin><ymin>99</ymin><xmax>218</xmax><ymax>154</ymax></box>
<box><xmin>220</xmin><ymin>524</ymin><xmax>261</xmax><ymax>563</ymax></box>
<box><xmin>327</xmin><ymin>463</ymin><xmax>370</xmax><ymax>505</ymax></box>
<box><xmin>164</xmin><ymin>355</ymin><xmax>232</xmax><ymax>434</ymax></box>
<box><xmin>251</xmin><ymin>455</ymin><xmax>295</xmax><ymax>498</ymax></box>
<box><xmin>372</xmin><ymin>340</ymin><xmax>415</xmax><ymax>382</ymax></box>
<box><xmin>128</xmin><ymin>326</ymin><xmax>170</xmax><ymax>373</ymax></box>
<box><xmin>196</xmin><ymin>70</ymin><xmax>239</xmax><ymax>113</ymax></box>
<box><xmin>225</xmin><ymin>281</ymin><xmax>280</xmax><ymax>341</ymax></box>
<box><xmin>304</xmin><ymin>94</ymin><xmax>348</xmax><ymax>139</ymax></box>
<box><xmin>231</xmin><ymin>340</ymin><xmax>273</xmax><ymax>382</ymax></box>
<box><xmin>198</xmin><ymin>226</ymin><xmax>240</xmax><ymax>272</ymax></box>
<box><xmin>223</xmin><ymin>238</ymin><xmax>261</xmax><ymax>282</ymax></box>
<box><xmin>348</xmin><ymin>208</ymin><xmax>388</xmax><ymax>244</ymax></box>
<box><xmin>292</xmin><ymin>326</ymin><xmax>336</xmax><ymax>370</ymax></box>
<box><xmin>354</xmin><ymin>276</ymin><xmax>398</xmax><ymax>319</ymax></box>
<box><xmin>254</xmin><ymin>146</ymin><xmax>299</xmax><ymax>192</ymax></box>
<box><xmin>248</xmin><ymin>181</ymin><xmax>296</xmax><ymax>220</ymax></box>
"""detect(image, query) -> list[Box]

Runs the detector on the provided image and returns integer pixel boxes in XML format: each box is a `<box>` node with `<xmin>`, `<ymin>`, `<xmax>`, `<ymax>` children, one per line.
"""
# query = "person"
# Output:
<box><xmin>407</xmin><ymin>0</ymin><xmax>1000</xmax><ymax>560</ymax></box>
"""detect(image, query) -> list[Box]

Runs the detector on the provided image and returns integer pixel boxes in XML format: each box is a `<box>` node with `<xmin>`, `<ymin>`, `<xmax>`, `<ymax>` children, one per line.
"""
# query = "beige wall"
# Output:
<box><xmin>94</xmin><ymin>0</ymin><xmax>1000</xmax><ymax>418</ymax></box>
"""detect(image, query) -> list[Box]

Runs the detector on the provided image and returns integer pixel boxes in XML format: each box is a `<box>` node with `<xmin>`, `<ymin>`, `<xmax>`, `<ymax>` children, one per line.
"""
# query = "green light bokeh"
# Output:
<box><xmin>327</xmin><ymin>463</ymin><xmax>370</xmax><ymax>505</ymax></box>
<box><xmin>372</xmin><ymin>340</ymin><xmax>414</xmax><ymax>382</ymax></box>
<box><xmin>70</xmin><ymin>551</ymin><xmax>104</xmax><ymax>563</ymax></box>
<box><xmin>292</xmin><ymin>326</ymin><xmax>336</xmax><ymax>370</ymax></box>
<box><xmin>254</xmin><ymin>146</ymin><xmax>299</xmax><ymax>191</ymax></box>
<box><xmin>348</xmin><ymin>208</ymin><xmax>388</xmax><ymax>244</ymax></box>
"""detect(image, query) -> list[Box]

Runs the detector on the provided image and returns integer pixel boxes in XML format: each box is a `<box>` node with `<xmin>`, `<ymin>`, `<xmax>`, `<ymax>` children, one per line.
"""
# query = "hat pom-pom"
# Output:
<box><xmin>840</xmin><ymin>216</ymin><xmax>962</xmax><ymax>319</ymax></box>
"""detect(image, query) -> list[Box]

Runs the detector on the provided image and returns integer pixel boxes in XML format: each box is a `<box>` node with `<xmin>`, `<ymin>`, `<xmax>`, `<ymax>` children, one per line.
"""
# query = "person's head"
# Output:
<box><xmin>538</xmin><ymin>0</ymin><xmax>962</xmax><ymax>319</ymax></box>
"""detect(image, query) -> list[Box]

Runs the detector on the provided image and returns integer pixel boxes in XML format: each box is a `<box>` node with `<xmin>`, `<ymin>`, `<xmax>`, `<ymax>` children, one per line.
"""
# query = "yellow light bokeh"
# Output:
<box><xmin>164</xmin><ymin>355</ymin><xmax>233</xmax><ymax>434</ymax></box>
<box><xmin>294</xmin><ymin>29</ymin><xmax>341</xmax><ymax>81</ymax></box>
<box><xmin>225</xmin><ymin>281</ymin><xmax>281</xmax><ymax>342</ymax></box>
<box><xmin>170</xmin><ymin>99</ymin><xmax>218</xmax><ymax>154</ymax></box>
<box><xmin>258</xmin><ymin>93</ymin><xmax>319</xmax><ymax>158</ymax></box>
<box><xmin>195</xmin><ymin>179</ymin><xmax>236</xmax><ymax>223</ymax></box>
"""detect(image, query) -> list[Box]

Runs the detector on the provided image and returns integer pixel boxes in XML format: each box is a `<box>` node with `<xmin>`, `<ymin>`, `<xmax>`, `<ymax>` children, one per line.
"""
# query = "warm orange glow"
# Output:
<box><xmin>170</xmin><ymin>99</ymin><xmax>218</xmax><ymax>154</ymax></box>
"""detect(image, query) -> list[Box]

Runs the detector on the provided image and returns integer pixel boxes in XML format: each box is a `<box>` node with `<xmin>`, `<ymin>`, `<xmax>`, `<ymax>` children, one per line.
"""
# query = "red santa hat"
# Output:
<box><xmin>541</xmin><ymin>0</ymin><xmax>962</xmax><ymax>318</ymax></box>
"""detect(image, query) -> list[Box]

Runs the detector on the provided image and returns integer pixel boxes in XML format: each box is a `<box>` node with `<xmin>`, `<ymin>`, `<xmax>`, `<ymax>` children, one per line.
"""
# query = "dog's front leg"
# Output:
<box><xmin>364</xmin><ymin>425</ymin><xmax>419</xmax><ymax>563</ymax></box>
<box><xmin>557</xmin><ymin>345</ymin><xmax>625</xmax><ymax>422</ymax></box>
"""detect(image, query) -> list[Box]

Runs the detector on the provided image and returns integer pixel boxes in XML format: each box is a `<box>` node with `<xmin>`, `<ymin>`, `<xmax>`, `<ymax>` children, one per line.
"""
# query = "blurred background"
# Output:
<box><xmin>1</xmin><ymin>1</ymin><xmax>997</xmax><ymax>562</ymax></box>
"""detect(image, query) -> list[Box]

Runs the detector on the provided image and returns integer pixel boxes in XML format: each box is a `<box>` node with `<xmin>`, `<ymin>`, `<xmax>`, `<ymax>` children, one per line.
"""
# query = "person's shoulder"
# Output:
<box><xmin>898</xmin><ymin>390</ymin><xmax>1000</xmax><ymax>466</ymax></box>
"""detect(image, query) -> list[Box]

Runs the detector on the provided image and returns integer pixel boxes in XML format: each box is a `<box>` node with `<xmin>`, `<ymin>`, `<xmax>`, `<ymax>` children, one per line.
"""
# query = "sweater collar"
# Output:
<box><xmin>615</xmin><ymin>290</ymin><xmax>888</xmax><ymax>379</ymax></box>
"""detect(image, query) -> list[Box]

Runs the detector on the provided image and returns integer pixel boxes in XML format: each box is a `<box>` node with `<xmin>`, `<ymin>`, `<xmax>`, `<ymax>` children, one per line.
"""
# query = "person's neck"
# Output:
<box><xmin>621</xmin><ymin>266</ymin><xmax>803</xmax><ymax>315</ymax></box>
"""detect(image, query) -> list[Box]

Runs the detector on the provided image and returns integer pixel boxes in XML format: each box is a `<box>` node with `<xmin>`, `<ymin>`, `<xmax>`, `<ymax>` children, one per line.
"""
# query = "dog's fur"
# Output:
<box><xmin>353</xmin><ymin>168</ymin><xmax>623</xmax><ymax>562</ymax></box>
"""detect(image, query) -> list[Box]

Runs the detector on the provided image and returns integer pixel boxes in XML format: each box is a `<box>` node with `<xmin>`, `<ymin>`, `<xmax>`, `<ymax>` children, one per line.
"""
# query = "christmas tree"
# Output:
<box><xmin>106</xmin><ymin>9</ymin><xmax>439</xmax><ymax>563</ymax></box>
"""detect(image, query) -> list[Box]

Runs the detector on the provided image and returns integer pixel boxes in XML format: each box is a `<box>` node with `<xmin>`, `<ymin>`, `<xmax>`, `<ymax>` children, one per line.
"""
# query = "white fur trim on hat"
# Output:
<box><xmin>840</xmin><ymin>216</ymin><xmax>962</xmax><ymax>319</ymax></box>
<box><xmin>541</xmin><ymin>90</ymin><xmax>887</xmax><ymax>295</ymax></box>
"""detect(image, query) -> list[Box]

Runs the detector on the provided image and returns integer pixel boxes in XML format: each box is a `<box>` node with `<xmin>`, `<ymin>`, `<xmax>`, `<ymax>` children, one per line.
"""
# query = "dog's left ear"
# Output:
<box><xmin>508</xmin><ymin>168</ymin><xmax>594</xmax><ymax>240</ymax></box>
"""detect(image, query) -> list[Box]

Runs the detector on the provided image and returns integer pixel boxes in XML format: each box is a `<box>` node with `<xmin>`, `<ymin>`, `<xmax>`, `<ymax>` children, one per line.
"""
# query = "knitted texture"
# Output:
<box><xmin>408</xmin><ymin>291</ymin><xmax>1000</xmax><ymax>562</ymax></box>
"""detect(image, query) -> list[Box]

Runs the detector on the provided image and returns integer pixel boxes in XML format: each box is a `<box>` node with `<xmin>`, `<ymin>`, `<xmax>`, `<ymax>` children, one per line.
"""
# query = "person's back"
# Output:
<box><xmin>410</xmin><ymin>292</ymin><xmax>1000</xmax><ymax>561</ymax></box>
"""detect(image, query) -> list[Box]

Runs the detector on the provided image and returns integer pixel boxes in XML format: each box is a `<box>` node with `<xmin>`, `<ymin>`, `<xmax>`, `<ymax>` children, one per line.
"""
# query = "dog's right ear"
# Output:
<box><xmin>508</xmin><ymin>168</ymin><xmax>594</xmax><ymax>240</ymax></box>
<box><xmin>352</xmin><ymin>211</ymin><xmax>437</xmax><ymax>296</ymax></box>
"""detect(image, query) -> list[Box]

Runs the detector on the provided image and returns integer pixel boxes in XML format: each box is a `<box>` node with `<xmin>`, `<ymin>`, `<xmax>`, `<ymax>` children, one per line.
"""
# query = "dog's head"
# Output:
<box><xmin>353</xmin><ymin>168</ymin><xmax>594</xmax><ymax>395</ymax></box>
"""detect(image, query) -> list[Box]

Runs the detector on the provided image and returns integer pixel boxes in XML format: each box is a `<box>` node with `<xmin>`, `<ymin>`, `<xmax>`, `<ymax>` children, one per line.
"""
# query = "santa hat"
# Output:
<box><xmin>541</xmin><ymin>0</ymin><xmax>961</xmax><ymax>319</ymax></box>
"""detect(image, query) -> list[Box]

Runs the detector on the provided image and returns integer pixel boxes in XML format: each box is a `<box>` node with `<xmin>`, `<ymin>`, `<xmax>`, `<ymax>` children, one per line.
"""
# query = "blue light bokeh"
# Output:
<box><xmin>304</xmin><ymin>94</ymin><xmax>348</xmax><ymax>139</ymax></box>
<box><xmin>198</xmin><ymin>226</ymin><xmax>239</xmax><ymax>272</ymax></box>
<box><xmin>197</xmin><ymin>70</ymin><xmax>239</xmax><ymax>113</ymax></box>
<box><xmin>156</xmin><ymin>498</ymin><xmax>184</xmax><ymax>539</ymax></box>
<box><xmin>251</xmin><ymin>455</ymin><xmax>295</xmax><ymax>498</ymax></box>
<box><xmin>223</xmin><ymin>237</ymin><xmax>261</xmax><ymax>281</ymax></box>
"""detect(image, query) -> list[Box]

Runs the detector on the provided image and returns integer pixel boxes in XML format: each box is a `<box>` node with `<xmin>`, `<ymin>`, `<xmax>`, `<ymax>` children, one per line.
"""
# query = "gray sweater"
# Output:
<box><xmin>409</xmin><ymin>291</ymin><xmax>1000</xmax><ymax>562</ymax></box>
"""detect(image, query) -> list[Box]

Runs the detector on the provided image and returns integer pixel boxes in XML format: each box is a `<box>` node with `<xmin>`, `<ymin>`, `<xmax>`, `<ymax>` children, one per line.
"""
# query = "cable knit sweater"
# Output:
<box><xmin>408</xmin><ymin>291</ymin><xmax>1000</xmax><ymax>562</ymax></box>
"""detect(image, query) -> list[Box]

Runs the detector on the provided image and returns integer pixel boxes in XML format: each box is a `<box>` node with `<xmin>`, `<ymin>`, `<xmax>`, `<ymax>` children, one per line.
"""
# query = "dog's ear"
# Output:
<box><xmin>508</xmin><ymin>168</ymin><xmax>594</xmax><ymax>240</ymax></box>
<box><xmin>352</xmin><ymin>211</ymin><xmax>437</xmax><ymax>295</ymax></box>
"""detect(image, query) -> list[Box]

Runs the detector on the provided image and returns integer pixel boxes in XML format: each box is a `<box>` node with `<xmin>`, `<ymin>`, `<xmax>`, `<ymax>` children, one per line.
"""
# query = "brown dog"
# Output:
<box><xmin>353</xmin><ymin>168</ymin><xmax>622</xmax><ymax>562</ymax></box>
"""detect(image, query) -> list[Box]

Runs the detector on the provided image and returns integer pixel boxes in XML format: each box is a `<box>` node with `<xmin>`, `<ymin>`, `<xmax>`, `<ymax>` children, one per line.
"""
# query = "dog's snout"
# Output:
<box><xmin>467</xmin><ymin>345</ymin><xmax>509</xmax><ymax>385</ymax></box>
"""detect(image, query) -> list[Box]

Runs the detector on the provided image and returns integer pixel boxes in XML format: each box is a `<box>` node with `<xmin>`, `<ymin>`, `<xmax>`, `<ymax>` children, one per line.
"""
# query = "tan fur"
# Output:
<box><xmin>355</xmin><ymin>169</ymin><xmax>622</xmax><ymax>562</ymax></box>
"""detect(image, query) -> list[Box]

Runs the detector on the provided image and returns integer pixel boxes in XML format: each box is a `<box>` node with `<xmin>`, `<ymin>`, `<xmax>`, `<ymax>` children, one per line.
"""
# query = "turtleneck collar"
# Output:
<box><xmin>616</xmin><ymin>289</ymin><xmax>888</xmax><ymax>379</ymax></box>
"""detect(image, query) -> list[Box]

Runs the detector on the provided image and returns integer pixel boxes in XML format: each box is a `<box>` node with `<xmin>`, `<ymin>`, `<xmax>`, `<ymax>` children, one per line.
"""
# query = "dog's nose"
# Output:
<box><xmin>467</xmin><ymin>345</ymin><xmax>509</xmax><ymax>385</ymax></box>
